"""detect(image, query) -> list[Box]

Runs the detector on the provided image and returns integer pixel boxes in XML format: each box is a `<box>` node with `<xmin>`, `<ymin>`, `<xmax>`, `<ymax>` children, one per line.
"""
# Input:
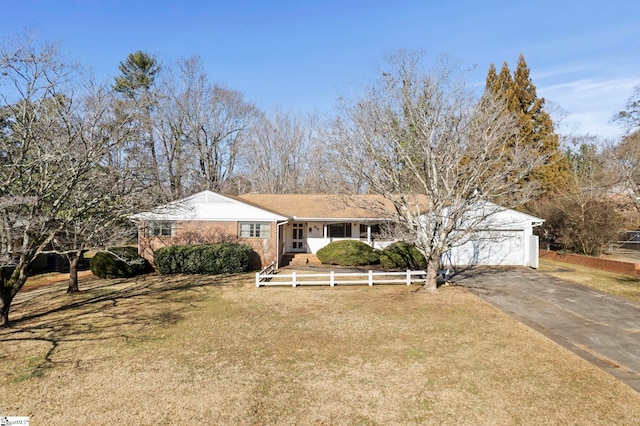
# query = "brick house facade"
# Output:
<box><xmin>132</xmin><ymin>190</ymin><xmax>543</xmax><ymax>270</ymax></box>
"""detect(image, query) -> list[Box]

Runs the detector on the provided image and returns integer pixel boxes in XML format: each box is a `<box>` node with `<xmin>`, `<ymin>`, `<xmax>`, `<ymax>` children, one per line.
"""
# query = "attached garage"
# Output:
<box><xmin>442</xmin><ymin>206</ymin><xmax>543</xmax><ymax>268</ymax></box>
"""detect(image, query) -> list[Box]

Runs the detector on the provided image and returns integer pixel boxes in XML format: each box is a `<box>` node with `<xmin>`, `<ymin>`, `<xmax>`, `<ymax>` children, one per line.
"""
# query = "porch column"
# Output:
<box><xmin>323</xmin><ymin>224</ymin><xmax>328</xmax><ymax>239</ymax></box>
<box><xmin>367</xmin><ymin>224</ymin><xmax>372</xmax><ymax>245</ymax></box>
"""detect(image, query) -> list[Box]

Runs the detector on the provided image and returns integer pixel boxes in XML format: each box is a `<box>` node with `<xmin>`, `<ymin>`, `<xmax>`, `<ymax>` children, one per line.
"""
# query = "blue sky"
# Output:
<box><xmin>4</xmin><ymin>0</ymin><xmax>640</xmax><ymax>139</ymax></box>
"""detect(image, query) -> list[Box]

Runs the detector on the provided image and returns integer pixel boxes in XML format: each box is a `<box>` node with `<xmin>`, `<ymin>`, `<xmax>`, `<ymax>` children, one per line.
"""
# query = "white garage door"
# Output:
<box><xmin>444</xmin><ymin>230</ymin><xmax>525</xmax><ymax>266</ymax></box>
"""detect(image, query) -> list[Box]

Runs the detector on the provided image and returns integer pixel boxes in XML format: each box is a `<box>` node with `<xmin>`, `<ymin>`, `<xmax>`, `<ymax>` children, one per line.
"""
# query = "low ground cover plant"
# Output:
<box><xmin>316</xmin><ymin>240</ymin><xmax>380</xmax><ymax>266</ymax></box>
<box><xmin>154</xmin><ymin>243</ymin><xmax>252</xmax><ymax>274</ymax></box>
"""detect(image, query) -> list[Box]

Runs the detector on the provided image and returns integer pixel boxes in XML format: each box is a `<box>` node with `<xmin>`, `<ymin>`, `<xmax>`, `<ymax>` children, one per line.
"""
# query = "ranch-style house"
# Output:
<box><xmin>131</xmin><ymin>190</ymin><xmax>543</xmax><ymax>269</ymax></box>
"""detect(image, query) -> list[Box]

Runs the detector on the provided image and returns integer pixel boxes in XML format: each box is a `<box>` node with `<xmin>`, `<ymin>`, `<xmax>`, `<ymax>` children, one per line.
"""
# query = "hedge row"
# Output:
<box><xmin>154</xmin><ymin>243</ymin><xmax>252</xmax><ymax>275</ymax></box>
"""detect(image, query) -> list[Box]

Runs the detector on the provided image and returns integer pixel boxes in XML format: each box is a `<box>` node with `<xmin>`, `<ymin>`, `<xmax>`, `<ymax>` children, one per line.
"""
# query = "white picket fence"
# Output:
<box><xmin>255</xmin><ymin>267</ymin><xmax>428</xmax><ymax>287</ymax></box>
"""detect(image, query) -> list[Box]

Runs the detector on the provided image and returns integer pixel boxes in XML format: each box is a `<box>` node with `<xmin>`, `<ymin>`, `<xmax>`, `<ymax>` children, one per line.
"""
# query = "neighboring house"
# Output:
<box><xmin>131</xmin><ymin>190</ymin><xmax>543</xmax><ymax>269</ymax></box>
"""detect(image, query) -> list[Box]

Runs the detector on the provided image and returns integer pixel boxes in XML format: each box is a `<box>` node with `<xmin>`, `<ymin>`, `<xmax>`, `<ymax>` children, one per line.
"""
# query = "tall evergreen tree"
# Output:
<box><xmin>485</xmin><ymin>63</ymin><xmax>498</xmax><ymax>92</ymax></box>
<box><xmin>114</xmin><ymin>51</ymin><xmax>163</xmax><ymax>195</ymax></box>
<box><xmin>485</xmin><ymin>55</ymin><xmax>571</xmax><ymax>194</ymax></box>
<box><xmin>114</xmin><ymin>50</ymin><xmax>161</xmax><ymax>98</ymax></box>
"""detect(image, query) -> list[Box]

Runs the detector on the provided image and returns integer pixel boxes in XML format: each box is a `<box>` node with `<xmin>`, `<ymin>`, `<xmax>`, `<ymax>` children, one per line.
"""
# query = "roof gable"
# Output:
<box><xmin>456</xmin><ymin>201</ymin><xmax>544</xmax><ymax>229</ymax></box>
<box><xmin>131</xmin><ymin>190</ymin><xmax>287</xmax><ymax>221</ymax></box>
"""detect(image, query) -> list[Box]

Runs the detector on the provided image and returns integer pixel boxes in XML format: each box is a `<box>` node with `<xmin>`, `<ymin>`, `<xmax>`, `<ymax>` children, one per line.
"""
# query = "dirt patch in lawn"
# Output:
<box><xmin>2</xmin><ymin>272</ymin><xmax>640</xmax><ymax>425</ymax></box>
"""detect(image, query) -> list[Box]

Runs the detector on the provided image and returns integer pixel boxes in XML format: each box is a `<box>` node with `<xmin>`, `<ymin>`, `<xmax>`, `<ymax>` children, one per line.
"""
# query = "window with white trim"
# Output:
<box><xmin>146</xmin><ymin>221</ymin><xmax>176</xmax><ymax>237</ymax></box>
<box><xmin>239</xmin><ymin>222</ymin><xmax>271</xmax><ymax>239</ymax></box>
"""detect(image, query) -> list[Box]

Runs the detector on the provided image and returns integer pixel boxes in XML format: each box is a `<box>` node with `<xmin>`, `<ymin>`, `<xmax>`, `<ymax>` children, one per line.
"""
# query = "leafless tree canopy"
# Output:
<box><xmin>117</xmin><ymin>56</ymin><xmax>262</xmax><ymax>200</ymax></box>
<box><xmin>239</xmin><ymin>109</ymin><xmax>313</xmax><ymax>193</ymax></box>
<box><xmin>605</xmin><ymin>132</ymin><xmax>640</xmax><ymax>206</ymax></box>
<box><xmin>614</xmin><ymin>84</ymin><xmax>640</xmax><ymax>133</ymax></box>
<box><xmin>530</xmin><ymin>137</ymin><xmax>626</xmax><ymax>256</ymax></box>
<box><xmin>0</xmin><ymin>34</ymin><xmax>153</xmax><ymax>323</ymax></box>
<box><xmin>331</xmin><ymin>51</ymin><xmax>546</xmax><ymax>290</ymax></box>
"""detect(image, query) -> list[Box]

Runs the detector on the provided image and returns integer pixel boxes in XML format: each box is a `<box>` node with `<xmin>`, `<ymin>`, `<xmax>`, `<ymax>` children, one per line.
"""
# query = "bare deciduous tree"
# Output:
<box><xmin>146</xmin><ymin>57</ymin><xmax>262</xmax><ymax>198</ymax></box>
<box><xmin>531</xmin><ymin>136</ymin><xmax>626</xmax><ymax>254</ymax></box>
<box><xmin>331</xmin><ymin>51</ymin><xmax>545</xmax><ymax>291</ymax></box>
<box><xmin>51</xmin><ymin>153</ymin><xmax>149</xmax><ymax>293</ymax></box>
<box><xmin>606</xmin><ymin>131</ymin><xmax>640</xmax><ymax>208</ymax></box>
<box><xmin>173</xmin><ymin>58</ymin><xmax>261</xmax><ymax>194</ymax></box>
<box><xmin>239</xmin><ymin>109</ymin><xmax>312</xmax><ymax>193</ymax></box>
<box><xmin>533</xmin><ymin>195</ymin><xmax>622</xmax><ymax>256</ymax></box>
<box><xmin>0</xmin><ymin>34</ymin><xmax>147</xmax><ymax>325</ymax></box>
<box><xmin>614</xmin><ymin>84</ymin><xmax>640</xmax><ymax>133</ymax></box>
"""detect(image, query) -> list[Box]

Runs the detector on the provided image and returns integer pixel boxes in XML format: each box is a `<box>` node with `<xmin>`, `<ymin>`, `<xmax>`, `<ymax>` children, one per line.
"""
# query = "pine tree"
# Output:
<box><xmin>114</xmin><ymin>51</ymin><xmax>161</xmax><ymax>98</ymax></box>
<box><xmin>485</xmin><ymin>55</ymin><xmax>572</xmax><ymax>195</ymax></box>
<box><xmin>485</xmin><ymin>63</ymin><xmax>498</xmax><ymax>92</ymax></box>
<box><xmin>113</xmin><ymin>51</ymin><xmax>163</xmax><ymax>194</ymax></box>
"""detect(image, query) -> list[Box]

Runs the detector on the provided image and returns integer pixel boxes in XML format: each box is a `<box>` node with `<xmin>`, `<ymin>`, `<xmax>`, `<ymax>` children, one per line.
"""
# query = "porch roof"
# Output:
<box><xmin>236</xmin><ymin>193</ymin><xmax>426</xmax><ymax>221</ymax></box>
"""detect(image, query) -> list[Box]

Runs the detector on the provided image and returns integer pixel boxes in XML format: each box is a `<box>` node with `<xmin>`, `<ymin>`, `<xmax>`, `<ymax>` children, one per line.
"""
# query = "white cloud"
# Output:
<box><xmin>538</xmin><ymin>76</ymin><xmax>640</xmax><ymax>138</ymax></box>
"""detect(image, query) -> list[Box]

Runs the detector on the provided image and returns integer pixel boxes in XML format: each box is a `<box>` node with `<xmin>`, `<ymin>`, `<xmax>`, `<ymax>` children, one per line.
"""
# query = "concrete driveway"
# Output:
<box><xmin>455</xmin><ymin>267</ymin><xmax>640</xmax><ymax>393</ymax></box>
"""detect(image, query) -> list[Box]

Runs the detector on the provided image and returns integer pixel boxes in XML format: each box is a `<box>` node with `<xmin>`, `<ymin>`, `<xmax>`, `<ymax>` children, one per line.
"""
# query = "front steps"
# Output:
<box><xmin>282</xmin><ymin>253</ymin><xmax>322</xmax><ymax>267</ymax></box>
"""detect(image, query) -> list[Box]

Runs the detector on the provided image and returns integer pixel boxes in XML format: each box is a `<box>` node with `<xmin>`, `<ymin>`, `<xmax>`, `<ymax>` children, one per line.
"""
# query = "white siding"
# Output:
<box><xmin>131</xmin><ymin>190</ymin><xmax>287</xmax><ymax>222</ymax></box>
<box><xmin>444</xmin><ymin>230</ymin><xmax>526</xmax><ymax>266</ymax></box>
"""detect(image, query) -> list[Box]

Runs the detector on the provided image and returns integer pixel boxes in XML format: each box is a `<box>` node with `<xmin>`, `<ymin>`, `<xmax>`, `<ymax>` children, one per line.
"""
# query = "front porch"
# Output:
<box><xmin>279</xmin><ymin>221</ymin><xmax>391</xmax><ymax>257</ymax></box>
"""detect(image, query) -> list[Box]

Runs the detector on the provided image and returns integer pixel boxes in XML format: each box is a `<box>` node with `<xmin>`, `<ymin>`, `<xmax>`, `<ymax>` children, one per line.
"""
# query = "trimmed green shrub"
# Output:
<box><xmin>89</xmin><ymin>246</ymin><xmax>151</xmax><ymax>279</ymax></box>
<box><xmin>379</xmin><ymin>242</ymin><xmax>427</xmax><ymax>270</ymax></box>
<box><xmin>316</xmin><ymin>240</ymin><xmax>380</xmax><ymax>266</ymax></box>
<box><xmin>152</xmin><ymin>245</ymin><xmax>181</xmax><ymax>275</ymax></box>
<box><xmin>154</xmin><ymin>243</ymin><xmax>253</xmax><ymax>275</ymax></box>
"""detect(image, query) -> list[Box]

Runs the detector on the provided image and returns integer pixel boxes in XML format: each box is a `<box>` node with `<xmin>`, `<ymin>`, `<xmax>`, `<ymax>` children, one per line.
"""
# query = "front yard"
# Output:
<box><xmin>1</xmin><ymin>270</ymin><xmax>640</xmax><ymax>424</ymax></box>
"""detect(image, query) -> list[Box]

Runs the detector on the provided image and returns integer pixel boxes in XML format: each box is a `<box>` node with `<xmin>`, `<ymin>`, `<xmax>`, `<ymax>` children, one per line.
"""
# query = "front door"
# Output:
<box><xmin>292</xmin><ymin>223</ymin><xmax>305</xmax><ymax>252</ymax></box>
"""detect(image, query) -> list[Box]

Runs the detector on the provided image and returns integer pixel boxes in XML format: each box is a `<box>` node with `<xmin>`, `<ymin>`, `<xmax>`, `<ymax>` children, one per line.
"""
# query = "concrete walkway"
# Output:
<box><xmin>455</xmin><ymin>267</ymin><xmax>640</xmax><ymax>393</ymax></box>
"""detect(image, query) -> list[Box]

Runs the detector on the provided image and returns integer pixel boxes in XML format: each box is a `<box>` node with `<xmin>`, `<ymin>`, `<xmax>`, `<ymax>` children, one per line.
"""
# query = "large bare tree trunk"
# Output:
<box><xmin>66</xmin><ymin>251</ymin><xmax>81</xmax><ymax>293</ymax></box>
<box><xmin>421</xmin><ymin>257</ymin><xmax>440</xmax><ymax>293</ymax></box>
<box><xmin>0</xmin><ymin>277</ymin><xmax>12</xmax><ymax>325</ymax></box>
<box><xmin>0</xmin><ymin>266</ymin><xmax>29</xmax><ymax>326</ymax></box>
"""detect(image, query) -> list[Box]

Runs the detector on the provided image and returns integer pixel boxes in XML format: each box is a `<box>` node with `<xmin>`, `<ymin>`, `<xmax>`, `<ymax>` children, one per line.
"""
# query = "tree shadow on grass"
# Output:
<box><xmin>0</xmin><ymin>272</ymin><xmax>250</xmax><ymax>380</ymax></box>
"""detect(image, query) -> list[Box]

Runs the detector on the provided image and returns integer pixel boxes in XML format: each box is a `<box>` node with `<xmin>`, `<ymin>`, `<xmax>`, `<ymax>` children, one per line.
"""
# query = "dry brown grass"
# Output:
<box><xmin>538</xmin><ymin>258</ymin><xmax>640</xmax><ymax>302</ymax></box>
<box><xmin>2</xmin><ymin>271</ymin><xmax>640</xmax><ymax>425</ymax></box>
